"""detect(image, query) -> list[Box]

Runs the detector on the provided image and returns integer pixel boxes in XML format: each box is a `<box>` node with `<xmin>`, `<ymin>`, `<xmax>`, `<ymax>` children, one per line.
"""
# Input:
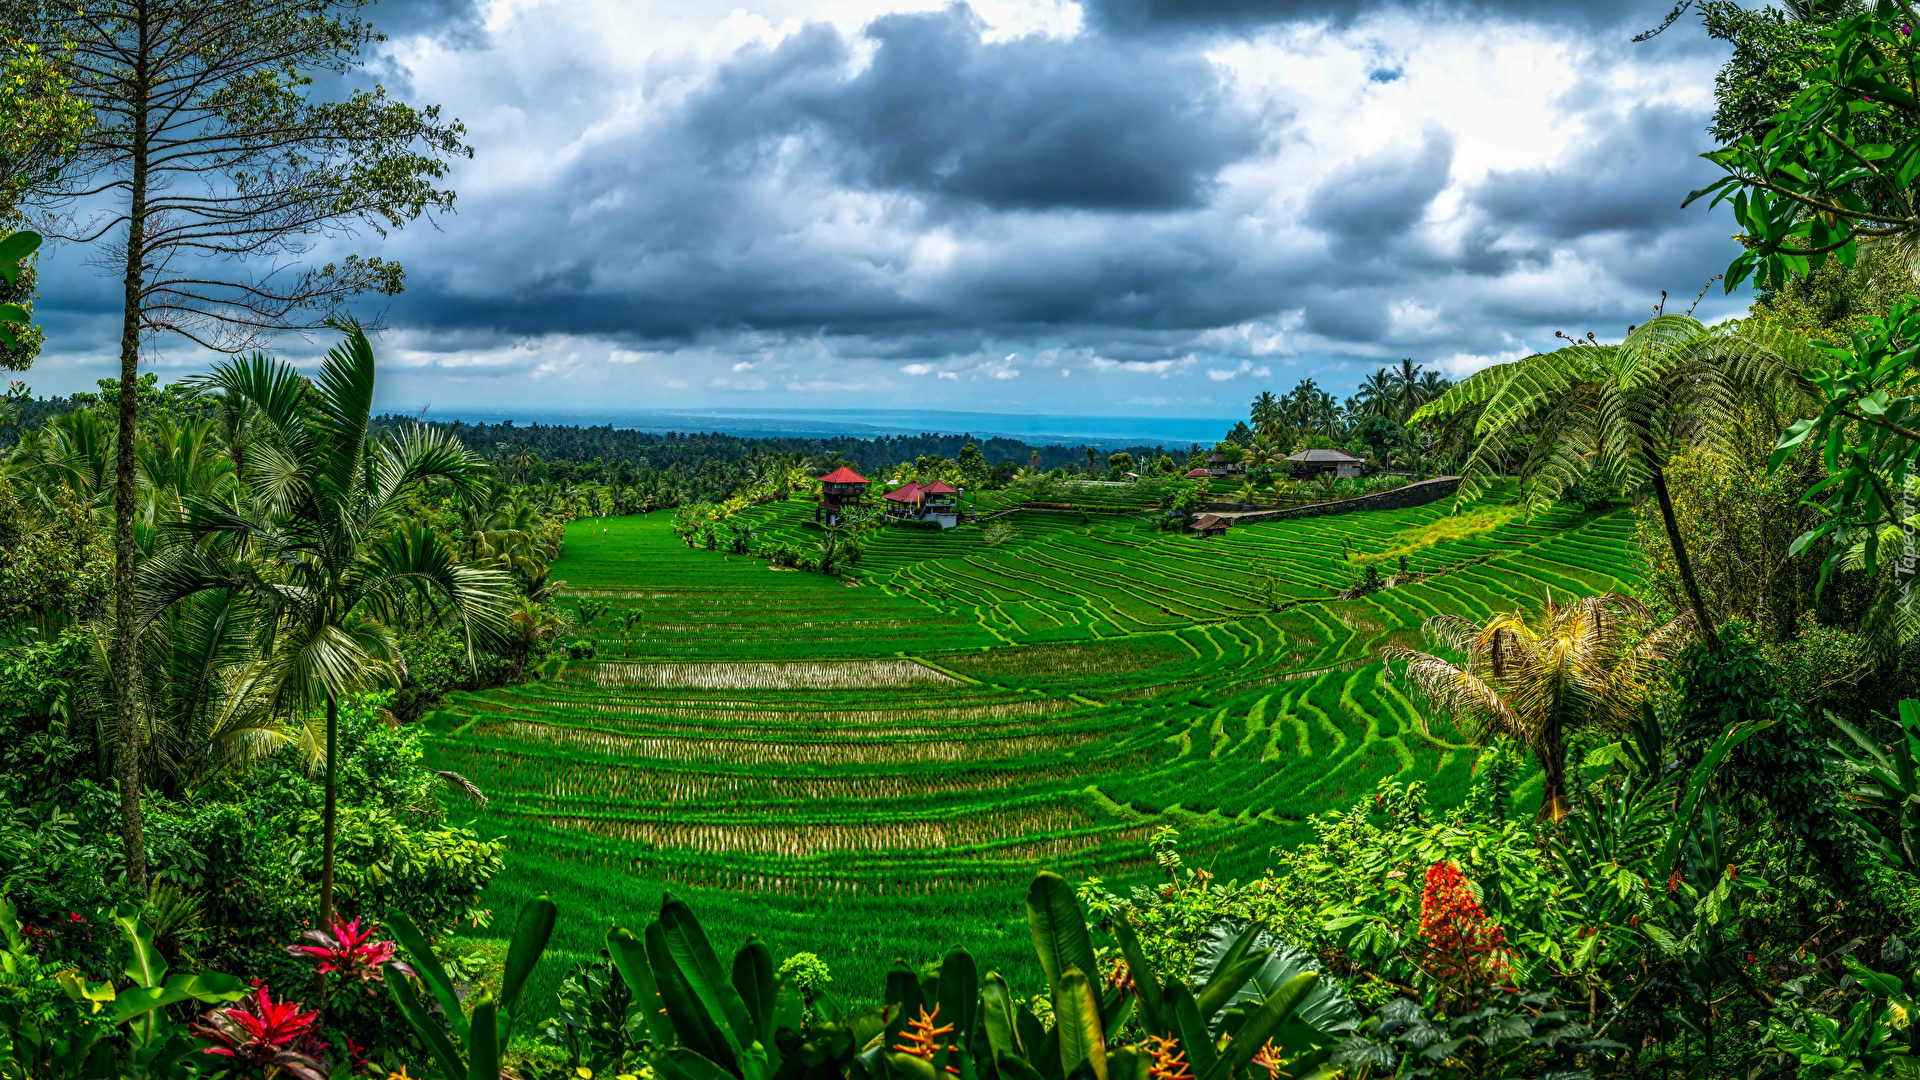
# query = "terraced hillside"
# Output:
<box><xmin>423</xmin><ymin>493</ymin><xmax>1644</xmax><ymax>1009</ymax></box>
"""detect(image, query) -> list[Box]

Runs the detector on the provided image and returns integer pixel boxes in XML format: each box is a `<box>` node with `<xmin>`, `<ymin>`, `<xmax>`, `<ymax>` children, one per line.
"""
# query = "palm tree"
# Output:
<box><xmin>1314</xmin><ymin>392</ymin><xmax>1345</xmax><ymax>438</ymax></box>
<box><xmin>500</xmin><ymin>598</ymin><xmax>562</xmax><ymax>678</ymax></box>
<box><xmin>1250</xmin><ymin>390</ymin><xmax>1284</xmax><ymax>436</ymax></box>
<box><xmin>1358</xmin><ymin>369</ymin><xmax>1397</xmax><ymax>419</ymax></box>
<box><xmin>1411</xmin><ymin>313</ymin><xmax>1818</xmax><ymax>652</ymax></box>
<box><xmin>1391</xmin><ymin>358</ymin><xmax>1422</xmax><ymax>423</ymax></box>
<box><xmin>457</xmin><ymin>481</ymin><xmax>549</xmax><ymax>575</ymax></box>
<box><xmin>143</xmin><ymin>326</ymin><xmax>512</xmax><ymax>923</ymax></box>
<box><xmin>110</xmin><ymin>585</ymin><xmax>321</xmax><ymax>799</ymax></box>
<box><xmin>1415</xmin><ymin>371</ymin><xmax>1452</xmax><ymax>412</ymax></box>
<box><xmin>1385</xmin><ymin>593</ymin><xmax>1693</xmax><ymax>820</ymax></box>
<box><xmin>1287</xmin><ymin>379</ymin><xmax>1321</xmax><ymax>431</ymax></box>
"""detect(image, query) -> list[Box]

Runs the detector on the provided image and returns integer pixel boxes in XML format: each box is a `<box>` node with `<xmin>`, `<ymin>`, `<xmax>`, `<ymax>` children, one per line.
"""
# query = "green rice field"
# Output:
<box><xmin>422</xmin><ymin>488</ymin><xmax>1644</xmax><ymax>1010</ymax></box>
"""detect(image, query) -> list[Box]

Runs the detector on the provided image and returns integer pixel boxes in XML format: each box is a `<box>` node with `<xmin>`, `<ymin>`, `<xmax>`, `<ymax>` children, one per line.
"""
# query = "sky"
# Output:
<box><xmin>23</xmin><ymin>0</ymin><xmax>1753</xmax><ymax>421</ymax></box>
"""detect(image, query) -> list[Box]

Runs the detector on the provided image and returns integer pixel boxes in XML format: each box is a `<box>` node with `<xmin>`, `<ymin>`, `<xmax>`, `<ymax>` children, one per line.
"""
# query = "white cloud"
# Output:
<box><xmin>23</xmin><ymin>0</ymin><xmax>1746</xmax><ymax>416</ymax></box>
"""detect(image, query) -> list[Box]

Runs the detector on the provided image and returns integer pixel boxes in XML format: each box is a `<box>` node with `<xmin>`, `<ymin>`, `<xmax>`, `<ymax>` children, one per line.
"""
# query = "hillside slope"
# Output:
<box><xmin>423</xmin><ymin>492</ymin><xmax>1642</xmax><ymax>1007</ymax></box>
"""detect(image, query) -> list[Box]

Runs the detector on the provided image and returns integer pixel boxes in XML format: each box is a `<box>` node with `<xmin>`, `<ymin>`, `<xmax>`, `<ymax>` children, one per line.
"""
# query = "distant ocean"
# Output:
<box><xmin>424</xmin><ymin>407</ymin><xmax>1238</xmax><ymax>450</ymax></box>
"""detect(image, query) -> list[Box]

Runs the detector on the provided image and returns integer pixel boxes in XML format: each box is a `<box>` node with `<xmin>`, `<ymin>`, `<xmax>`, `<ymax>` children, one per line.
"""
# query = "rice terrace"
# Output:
<box><xmin>423</xmin><ymin>481</ymin><xmax>1642</xmax><ymax>1007</ymax></box>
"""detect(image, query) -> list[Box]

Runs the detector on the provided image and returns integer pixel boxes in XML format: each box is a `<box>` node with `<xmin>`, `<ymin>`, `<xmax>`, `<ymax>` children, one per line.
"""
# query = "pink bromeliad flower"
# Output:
<box><xmin>189</xmin><ymin>984</ymin><xmax>327</xmax><ymax>1080</ymax></box>
<box><xmin>288</xmin><ymin>916</ymin><xmax>415</xmax><ymax>984</ymax></box>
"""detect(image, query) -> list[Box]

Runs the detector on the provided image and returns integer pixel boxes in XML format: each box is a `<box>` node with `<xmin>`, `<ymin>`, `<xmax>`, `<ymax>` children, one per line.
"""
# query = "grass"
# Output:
<box><xmin>422</xmin><ymin>491</ymin><xmax>1640</xmax><ymax>1013</ymax></box>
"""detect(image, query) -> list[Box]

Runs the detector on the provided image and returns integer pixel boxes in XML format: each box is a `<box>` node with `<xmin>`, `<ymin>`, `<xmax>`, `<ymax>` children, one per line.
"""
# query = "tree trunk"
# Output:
<box><xmin>1537</xmin><ymin>717</ymin><xmax>1569</xmax><ymax>822</ymax></box>
<box><xmin>320</xmin><ymin>691</ymin><xmax>339</xmax><ymax>925</ymax></box>
<box><xmin>112</xmin><ymin>44</ymin><xmax>151</xmax><ymax>890</ymax></box>
<box><xmin>1650</xmin><ymin>464</ymin><xmax>1721</xmax><ymax>653</ymax></box>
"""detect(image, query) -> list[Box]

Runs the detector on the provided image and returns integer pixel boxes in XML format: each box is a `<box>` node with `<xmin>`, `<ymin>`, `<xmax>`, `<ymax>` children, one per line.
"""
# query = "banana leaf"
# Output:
<box><xmin>1193</xmin><ymin>918</ymin><xmax>1358</xmax><ymax>1037</ymax></box>
<box><xmin>646</xmin><ymin>918</ymin><xmax>736</xmax><ymax>1069</ymax></box>
<box><xmin>1026</xmin><ymin>873</ymin><xmax>1098</xmax><ymax>993</ymax></box>
<box><xmin>1053</xmin><ymin>967</ymin><xmax>1108</xmax><ymax>1080</ymax></box>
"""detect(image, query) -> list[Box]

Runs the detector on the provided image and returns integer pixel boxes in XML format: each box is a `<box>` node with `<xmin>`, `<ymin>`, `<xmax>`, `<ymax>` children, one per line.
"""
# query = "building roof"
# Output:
<box><xmin>921</xmin><ymin>480</ymin><xmax>959</xmax><ymax>495</ymax></box>
<box><xmin>818</xmin><ymin>466</ymin><xmax>870</xmax><ymax>484</ymax></box>
<box><xmin>1184</xmin><ymin>468</ymin><xmax>1210</xmax><ymax>478</ymax></box>
<box><xmin>882</xmin><ymin>483</ymin><xmax>924</xmax><ymax>503</ymax></box>
<box><xmin>1190</xmin><ymin>514</ymin><xmax>1229</xmax><ymax>531</ymax></box>
<box><xmin>1285</xmin><ymin>448</ymin><xmax>1364</xmax><ymax>463</ymax></box>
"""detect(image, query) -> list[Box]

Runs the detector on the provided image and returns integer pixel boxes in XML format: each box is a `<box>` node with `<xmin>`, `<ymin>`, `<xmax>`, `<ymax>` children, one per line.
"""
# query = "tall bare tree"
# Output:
<box><xmin>16</xmin><ymin>0</ymin><xmax>471</xmax><ymax>886</ymax></box>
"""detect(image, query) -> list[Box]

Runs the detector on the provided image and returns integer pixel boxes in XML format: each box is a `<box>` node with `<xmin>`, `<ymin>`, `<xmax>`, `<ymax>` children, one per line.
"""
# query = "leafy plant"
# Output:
<box><xmin>1830</xmin><ymin>699</ymin><xmax>1920</xmax><ymax>869</ymax></box>
<box><xmin>1768</xmin><ymin>298</ymin><xmax>1920</xmax><ymax>592</ymax></box>
<box><xmin>0</xmin><ymin>896</ymin><xmax>249</xmax><ymax>1079</ymax></box>
<box><xmin>0</xmin><ymin>233</ymin><xmax>42</xmax><ymax>351</ymax></box>
<box><xmin>385</xmin><ymin>894</ymin><xmax>557</xmax><ymax>1080</ymax></box>
<box><xmin>1330</xmin><ymin>991</ymin><xmax>1620</xmax><ymax>1079</ymax></box>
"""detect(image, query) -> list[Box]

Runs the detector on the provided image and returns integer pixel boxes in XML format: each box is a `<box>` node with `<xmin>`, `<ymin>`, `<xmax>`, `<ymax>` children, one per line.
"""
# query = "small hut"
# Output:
<box><xmin>817</xmin><ymin>466</ymin><xmax>870</xmax><ymax>525</ymax></box>
<box><xmin>1190</xmin><ymin>513</ymin><xmax>1230</xmax><ymax>537</ymax></box>
<box><xmin>1183</xmin><ymin>467</ymin><xmax>1209</xmax><ymax>479</ymax></box>
<box><xmin>1284</xmin><ymin>448</ymin><xmax>1366</xmax><ymax>479</ymax></box>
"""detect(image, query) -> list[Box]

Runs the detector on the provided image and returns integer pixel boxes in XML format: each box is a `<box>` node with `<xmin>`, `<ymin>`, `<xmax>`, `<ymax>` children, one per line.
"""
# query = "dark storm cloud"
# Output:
<box><xmin>683</xmin><ymin>6</ymin><xmax>1265</xmax><ymax>211</ymax></box>
<box><xmin>1470</xmin><ymin>104</ymin><xmax>1717</xmax><ymax>239</ymax></box>
<box><xmin>376</xmin><ymin>5</ymin><xmax>1275</xmax><ymax>341</ymax></box>
<box><xmin>22</xmin><ymin>0</ymin><xmax>1755</xmax><ymax>404</ymax></box>
<box><xmin>1306</xmin><ymin>132</ymin><xmax>1453</xmax><ymax>244</ymax></box>
<box><xmin>368</xmin><ymin>0</ymin><xmax>486</xmax><ymax>46</ymax></box>
<box><xmin>1085</xmin><ymin>0</ymin><xmax>1671</xmax><ymax>35</ymax></box>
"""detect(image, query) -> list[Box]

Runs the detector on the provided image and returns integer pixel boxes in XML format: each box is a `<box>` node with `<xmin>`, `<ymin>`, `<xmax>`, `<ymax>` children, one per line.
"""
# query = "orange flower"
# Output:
<box><xmin>1145</xmin><ymin>1035</ymin><xmax>1195</xmax><ymax>1080</ymax></box>
<box><xmin>1249</xmin><ymin>1040</ymin><xmax>1285</xmax><ymax>1080</ymax></box>
<box><xmin>894</xmin><ymin>1004</ymin><xmax>960</xmax><ymax>1073</ymax></box>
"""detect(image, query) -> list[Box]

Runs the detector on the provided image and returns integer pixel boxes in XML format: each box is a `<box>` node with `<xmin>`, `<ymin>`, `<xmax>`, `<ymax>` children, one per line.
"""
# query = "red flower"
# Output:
<box><xmin>288</xmin><ymin>916</ymin><xmax>414</xmax><ymax>984</ymax></box>
<box><xmin>189</xmin><ymin>984</ymin><xmax>327</xmax><ymax>1080</ymax></box>
<box><xmin>1417</xmin><ymin>862</ymin><xmax>1513</xmax><ymax>998</ymax></box>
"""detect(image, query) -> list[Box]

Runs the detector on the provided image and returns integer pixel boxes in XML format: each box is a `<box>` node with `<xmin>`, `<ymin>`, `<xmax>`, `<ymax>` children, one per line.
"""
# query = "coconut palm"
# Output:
<box><xmin>1314</xmin><ymin>392</ymin><xmax>1346</xmax><ymax>438</ymax></box>
<box><xmin>1385</xmin><ymin>593</ymin><xmax>1693</xmax><ymax>820</ymax></box>
<box><xmin>1287</xmin><ymin>379</ymin><xmax>1321</xmax><ymax>431</ymax></box>
<box><xmin>1411</xmin><ymin>313</ymin><xmax>1819</xmax><ymax>652</ymax></box>
<box><xmin>1250</xmin><ymin>390</ymin><xmax>1284</xmax><ymax>437</ymax></box>
<box><xmin>1391</xmin><ymin>358</ymin><xmax>1422</xmax><ymax>423</ymax></box>
<box><xmin>1358</xmin><ymin>369</ymin><xmax>1397</xmax><ymax>419</ymax></box>
<box><xmin>456</xmin><ymin>481</ymin><xmax>551</xmax><ymax>575</ymax></box>
<box><xmin>141</xmin><ymin>325</ymin><xmax>512</xmax><ymax>923</ymax></box>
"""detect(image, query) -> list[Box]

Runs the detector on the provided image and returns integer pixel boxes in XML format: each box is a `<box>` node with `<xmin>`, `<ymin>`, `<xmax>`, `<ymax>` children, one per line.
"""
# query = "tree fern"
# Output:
<box><xmin>1413</xmin><ymin>313</ymin><xmax>1821</xmax><ymax>649</ymax></box>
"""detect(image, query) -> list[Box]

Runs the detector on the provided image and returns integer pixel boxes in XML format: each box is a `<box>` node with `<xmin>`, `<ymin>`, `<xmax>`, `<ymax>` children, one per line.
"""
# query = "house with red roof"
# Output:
<box><xmin>880</xmin><ymin>477</ymin><xmax>963</xmax><ymax>529</ymax></box>
<box><xmin>816</xmin><ymin>466</ymin><xmax>870</xmax><ymax>526</ymax></box>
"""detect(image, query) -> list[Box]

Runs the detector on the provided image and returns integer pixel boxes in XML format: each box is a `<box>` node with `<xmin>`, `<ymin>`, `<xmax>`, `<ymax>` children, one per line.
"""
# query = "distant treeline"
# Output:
<box><xmin>381</xmin><ymin>416</ymin><xmax>1197</xmax><ymax>477</ymax></box>
<box><xmin>3</xmin><ymin>386</ymin><xmax>1215</xmax><ymax>498</ymax></box>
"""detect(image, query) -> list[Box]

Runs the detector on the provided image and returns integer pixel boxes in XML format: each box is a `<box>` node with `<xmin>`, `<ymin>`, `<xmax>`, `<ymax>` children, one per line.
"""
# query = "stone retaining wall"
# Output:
<box><xmin>1215</xmin><ymin>476</ymin><xmax>1461</xmax><ymax>525</ymax></box>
